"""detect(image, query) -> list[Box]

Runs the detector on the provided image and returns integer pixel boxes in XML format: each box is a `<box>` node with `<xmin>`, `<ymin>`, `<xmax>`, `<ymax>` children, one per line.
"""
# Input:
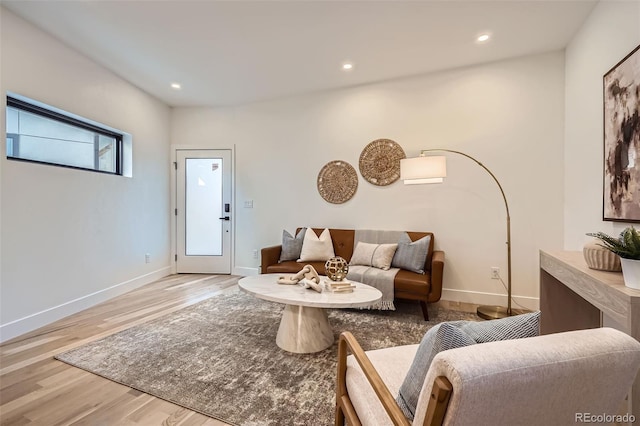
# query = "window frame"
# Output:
<box><xmin>6</xmin><ymin>96</ymin><xmax>124</xmax><ymax>175</ymax></box>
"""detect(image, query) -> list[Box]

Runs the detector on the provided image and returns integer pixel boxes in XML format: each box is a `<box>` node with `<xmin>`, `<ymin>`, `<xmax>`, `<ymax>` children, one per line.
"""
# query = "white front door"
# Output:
<box><xmin>176</xmin><ymin>149</ymin><xmax>232</xmax><ymax>273</ymax></box>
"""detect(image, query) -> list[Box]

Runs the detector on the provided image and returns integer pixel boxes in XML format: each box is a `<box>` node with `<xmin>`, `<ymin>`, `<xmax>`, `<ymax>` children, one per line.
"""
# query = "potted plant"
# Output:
<box><xmin>587</xmin><ymin>227</ymin><xmax>640</xmax><ymax>289</ymax></box>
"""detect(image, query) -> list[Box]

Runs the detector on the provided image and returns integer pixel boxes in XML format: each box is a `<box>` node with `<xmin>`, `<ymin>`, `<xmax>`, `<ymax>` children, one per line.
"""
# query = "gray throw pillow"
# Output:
<box><xmin>391</xmin><ymin>233</ymin><xmax>430</xmax><ymax>274</ymax></box>
<box><xmin>396</xmin><ymin>311</ymin><xmax>541</xmax><ymax>419</ymax></box>
<box><xmin>279</xmin><ymin>228</ymin><xmax>306</xmax><ymax>262</ymax></box>
<box><xmin>454</xmin><ymin>310</ymin><xmax>541</xmax><ymax>343</ymax></box>
<box><xmin>396</xmin><ymin>323</ymin><xmax>475</xmax><ymax>419</ymax></box>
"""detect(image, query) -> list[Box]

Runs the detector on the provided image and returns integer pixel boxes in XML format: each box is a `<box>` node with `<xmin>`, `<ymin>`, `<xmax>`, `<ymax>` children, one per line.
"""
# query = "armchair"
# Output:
<box><xmin>336</xmin><ymin>327</ymin><xmax>640</xmax><ymax>426</ymax></box>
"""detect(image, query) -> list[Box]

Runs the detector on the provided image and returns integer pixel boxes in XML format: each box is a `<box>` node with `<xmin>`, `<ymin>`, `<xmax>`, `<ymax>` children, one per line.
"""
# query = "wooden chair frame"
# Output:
<box><xmin>336</xmin><ymin>332</ymin><xmax>452</xmax><ymax>426</ymax></box>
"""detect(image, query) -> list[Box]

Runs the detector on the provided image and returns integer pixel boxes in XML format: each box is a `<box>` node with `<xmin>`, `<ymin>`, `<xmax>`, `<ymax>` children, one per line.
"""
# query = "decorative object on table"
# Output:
<box><xmin>587</xmin><ymin>227</ymin><xmax>640</xmax><ymax>289</ymax></box>
<box><xmin>277</xmin><ymin>264</ymin><xmax>323</xmax><ymax>292</ymax></box>
<box><xmin>325</xmin><ymin>256</ymin><xmax>349</xmax><ymax>281</ymax></box>
<box><xmin>359</xmin><ymin>139</ymin><xmax>406</xmax><ymax>186</ymax></box>
<box><xmin>300</xmin><ymin>278</ymin><xmax>323</xmax><ymax>293</ymax></box>
<box><xmin>603</xmin><ymin>44</ymin><xmax>640</xmax><ymax>223</ymax></box>
<box><xmin>401</xmin><ymin>149</ymin><xmax>524</xmax><ymax>320</ymax></box>
<box><xmin>582</xmin><ymin>239</ymin><xmax>622</xmax><ymax>272</ymax></box>
<box><xmin>317</xmin><ymin>160</ymin><xmax>358</xmax><ymax>204</ymax></box>
<box><xmin>324</xmin><ymin>279</ymin><xmax>356</xmax><ymax>293</ymax></box>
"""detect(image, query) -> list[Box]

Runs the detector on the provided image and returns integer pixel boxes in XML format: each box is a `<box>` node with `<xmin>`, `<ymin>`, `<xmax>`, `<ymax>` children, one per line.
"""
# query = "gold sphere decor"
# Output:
<box><xmin>325</xmin><ymin>256</ymin><xmax>349</xmax><ymax>281</ymax></box>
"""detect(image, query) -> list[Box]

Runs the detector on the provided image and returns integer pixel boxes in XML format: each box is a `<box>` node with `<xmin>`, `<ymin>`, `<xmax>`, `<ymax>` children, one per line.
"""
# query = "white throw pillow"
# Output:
<box><xmin>298</xmin><ymin>228</ymin><xmax>335</xmax><ymax>262</ymax></box>
<box><xmin>349</xmin><ymin>242</ymin><xmax>398</xmax><ymax>271</ymax></box>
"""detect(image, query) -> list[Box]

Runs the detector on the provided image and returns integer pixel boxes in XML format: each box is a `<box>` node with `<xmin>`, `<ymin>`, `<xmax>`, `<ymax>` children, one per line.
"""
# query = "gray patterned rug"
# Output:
<box><xmin>55</xmin><ymin>289</ymin><xmax>476</xmax><ymax>426</ymax></box>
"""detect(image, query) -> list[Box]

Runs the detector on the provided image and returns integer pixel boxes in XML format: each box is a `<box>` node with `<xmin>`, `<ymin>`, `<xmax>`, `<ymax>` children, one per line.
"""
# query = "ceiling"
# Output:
<box><xmin>2</xmin><ymin>0</ymin><xmax>597</xmax><ymax>108</ymax></box>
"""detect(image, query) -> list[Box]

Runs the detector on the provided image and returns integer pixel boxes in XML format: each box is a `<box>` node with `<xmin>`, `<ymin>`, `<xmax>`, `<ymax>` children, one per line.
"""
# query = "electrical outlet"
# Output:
<box><xmin>145</xmin><ymin>253</ymin><xmax>151</xmax><ymax>264</ymax></box>
<box><xmin>244</xmin><ymin>200</ymin><xmax>254</xmax><ymax>208</ymax></box>
<box><xmin>252</xmin><ymin>249</ymin><xmax>258</xmax><ymax>259</ymax></box>
<box><xmin>491</xmin><ymin>267</ymin><xmax>500</xmax><ymax>279</ymax></box>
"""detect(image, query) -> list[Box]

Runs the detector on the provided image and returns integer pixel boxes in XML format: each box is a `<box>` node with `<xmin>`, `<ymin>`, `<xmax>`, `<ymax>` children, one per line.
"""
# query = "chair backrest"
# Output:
<box><xmin>413</xmin><ymin>327</ymin><xmax>640</xmax><ymax>426</ymax></box>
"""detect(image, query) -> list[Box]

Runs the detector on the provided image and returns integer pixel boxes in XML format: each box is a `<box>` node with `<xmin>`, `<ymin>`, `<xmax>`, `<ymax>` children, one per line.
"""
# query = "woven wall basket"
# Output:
<box><xmin>359</xmin><ymin>139</ymin><xmax>406</xmax><ymax>186</ymax></box>
<box><xmin>317</xmin><ymin>160</ymin><xmax>358</xmax><ymax>204</ymax></box>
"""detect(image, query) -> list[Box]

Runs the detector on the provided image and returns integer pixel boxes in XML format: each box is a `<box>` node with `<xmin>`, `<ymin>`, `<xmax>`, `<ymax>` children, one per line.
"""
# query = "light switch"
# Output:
<box><xmin>244</xmin><ymin>200</ymin><xmax>254</xmax><ymax>208</ymax></box>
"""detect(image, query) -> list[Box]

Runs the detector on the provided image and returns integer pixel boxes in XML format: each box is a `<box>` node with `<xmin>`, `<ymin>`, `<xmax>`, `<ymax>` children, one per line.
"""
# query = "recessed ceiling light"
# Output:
<box><xmin>342</xmin><ymin>63</ymin><xmax>353</xmax><ymax>70</ymax></box>
<box><xmin>170</xmin><ymin>83</ymin><xmax>182</xmax><ymax>90</ymax></box>
<box><xmin>477</xmin><ymin>34</ymin><xmax>490</xmax><ymax>42</ymax></box>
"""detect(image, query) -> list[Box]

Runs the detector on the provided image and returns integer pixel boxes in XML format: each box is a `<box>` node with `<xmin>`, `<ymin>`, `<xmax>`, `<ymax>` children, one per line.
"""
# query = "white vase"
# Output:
<box><xmin>620</xmin><ymin>258</ymin><xmax>640</xmax><ymax>290</ymax></box>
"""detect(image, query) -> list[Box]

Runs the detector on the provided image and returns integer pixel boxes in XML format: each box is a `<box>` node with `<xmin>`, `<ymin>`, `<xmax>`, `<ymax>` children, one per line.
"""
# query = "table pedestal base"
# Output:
<box><xmin>276</xmin><ymin>305</ymin><xmax>334</xmax><ymax>353</ymax></box>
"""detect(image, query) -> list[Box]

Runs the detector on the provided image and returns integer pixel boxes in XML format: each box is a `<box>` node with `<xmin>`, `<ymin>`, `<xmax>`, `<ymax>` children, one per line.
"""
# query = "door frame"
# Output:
<box><xmin>170</xmin><ymin>144</ymin><xmax>235</xmax><ymax>275</ymax></box>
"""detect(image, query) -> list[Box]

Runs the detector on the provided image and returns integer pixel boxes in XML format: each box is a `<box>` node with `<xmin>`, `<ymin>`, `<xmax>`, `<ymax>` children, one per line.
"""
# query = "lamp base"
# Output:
<box><xmin>476</xmin><ymin>305</ymin><xmax>529</xmax><ymax>320</ymax></box>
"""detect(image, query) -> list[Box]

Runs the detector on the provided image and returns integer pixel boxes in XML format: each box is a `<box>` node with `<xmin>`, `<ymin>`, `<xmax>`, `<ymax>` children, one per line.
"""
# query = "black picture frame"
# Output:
<box><xmin>603</xmin><ymin>44</ymin><xmax>640</xmax><ymax>223</ymax></box>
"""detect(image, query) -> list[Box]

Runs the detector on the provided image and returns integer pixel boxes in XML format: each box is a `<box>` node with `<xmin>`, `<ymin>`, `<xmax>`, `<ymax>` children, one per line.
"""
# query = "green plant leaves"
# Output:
<box><xmin>586</xmin><ymin>227</ymin><xmax>640</xmax><ymax>260</ymax></box>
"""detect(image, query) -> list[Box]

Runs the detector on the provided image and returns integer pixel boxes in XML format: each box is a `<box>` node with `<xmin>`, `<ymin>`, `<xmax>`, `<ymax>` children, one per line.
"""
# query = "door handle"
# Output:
<box><xmin>219</xmin><ymin>216</ymin><xmax>230</xmax><ymax>221</ymax></box>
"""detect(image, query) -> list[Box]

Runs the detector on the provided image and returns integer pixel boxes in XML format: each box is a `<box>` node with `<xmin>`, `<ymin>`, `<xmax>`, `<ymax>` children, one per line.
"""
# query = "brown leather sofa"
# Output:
<box><xmin>260</xmin><ymin>228</ymin><xmax>444</xmax><ymax>320</ymax></box>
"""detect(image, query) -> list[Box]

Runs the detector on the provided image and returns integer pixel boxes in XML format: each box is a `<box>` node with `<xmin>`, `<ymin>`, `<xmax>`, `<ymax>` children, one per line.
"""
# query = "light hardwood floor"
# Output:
<box><xmin>0</xmin><ymin>274</ymin><xmax>241</xmax><ymax>426</ymax></box>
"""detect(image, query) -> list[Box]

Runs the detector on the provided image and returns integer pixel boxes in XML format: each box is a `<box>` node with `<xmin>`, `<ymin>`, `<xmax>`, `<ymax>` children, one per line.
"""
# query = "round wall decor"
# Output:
<box><xmin>359</xmin><ymin>139</ymin><xmax>406</xmax><ymax>186</ymax></box>
<box><xmin>317</xmin><ymin>160</ymin><xmax>358</xmax><ymax>204</ymax></box>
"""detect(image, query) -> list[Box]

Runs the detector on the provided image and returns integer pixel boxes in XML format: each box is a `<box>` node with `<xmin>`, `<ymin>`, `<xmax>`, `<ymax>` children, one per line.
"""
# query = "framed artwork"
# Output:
<box><xmin>603</xmin><ymin>44</ymin><xmax>640</xmax><ymax>222</ymax></box>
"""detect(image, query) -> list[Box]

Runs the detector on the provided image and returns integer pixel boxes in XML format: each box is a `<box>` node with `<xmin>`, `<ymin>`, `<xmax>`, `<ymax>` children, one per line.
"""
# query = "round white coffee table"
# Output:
<box><xmin>239</xmin><ymin>274</ymin><xmax>382</xmax><ymax>353</ymax></box>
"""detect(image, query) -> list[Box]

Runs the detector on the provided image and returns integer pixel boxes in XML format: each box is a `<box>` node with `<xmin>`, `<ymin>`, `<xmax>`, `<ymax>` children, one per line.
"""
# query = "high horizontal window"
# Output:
<box><xmin>6</xmin><ymin>96</ymin><xmax>124</xmax><ymax>175</ymax></box>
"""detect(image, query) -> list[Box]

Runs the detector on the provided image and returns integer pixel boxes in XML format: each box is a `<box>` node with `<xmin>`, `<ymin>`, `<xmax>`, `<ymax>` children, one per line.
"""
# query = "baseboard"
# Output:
<box><xmin>0</xmin><ymin>266</ymin><xmax>171</xmax><ymax>343</ymax></box>
<box><xmin>441</xmin><ymin>288</ymin><xmax>539</xmax><ymax>311</ymax></box>
<box><xmin>233</xmin><ymin>266</ymin><xmax>259</xmax><ymax>277</ymax></box>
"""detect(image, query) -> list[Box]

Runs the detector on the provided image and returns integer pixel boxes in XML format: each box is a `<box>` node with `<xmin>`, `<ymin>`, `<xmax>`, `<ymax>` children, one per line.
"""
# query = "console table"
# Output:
<box><xmin>540</xmin><ymin>250</ymin><xmax>640</xmax><ymax>420</ymax></box>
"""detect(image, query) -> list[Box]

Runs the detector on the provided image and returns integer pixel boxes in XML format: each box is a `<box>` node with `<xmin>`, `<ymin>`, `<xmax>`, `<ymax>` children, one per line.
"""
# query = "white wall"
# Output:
<box><xmin>565</xmin><ymin>1</ymin><xmax>640</xmax><ymax>249</ymax></box>
<box><xmin>0</xmin><ymin>9</ymin><xmax>172</xmax><ymax>341</ymax></box>
<box><xmin>172</xmin><ymin>51</ymin><xmax>566</xmax><ymax>310</ymax></box>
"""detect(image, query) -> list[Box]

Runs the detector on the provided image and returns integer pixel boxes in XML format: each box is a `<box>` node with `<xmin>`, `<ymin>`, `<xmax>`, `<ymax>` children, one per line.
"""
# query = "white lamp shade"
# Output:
<box><xmin>400</xmin><ymin>156</ymin><xmax>447</xmax><ymax>184</ymax></box>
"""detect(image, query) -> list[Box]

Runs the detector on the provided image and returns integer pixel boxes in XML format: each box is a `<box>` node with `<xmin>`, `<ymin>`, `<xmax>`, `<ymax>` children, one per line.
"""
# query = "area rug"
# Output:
<box><xmin>55</xmin><ymin>290</ymin><xmax>476</xmax><ymax>426</ymax></box>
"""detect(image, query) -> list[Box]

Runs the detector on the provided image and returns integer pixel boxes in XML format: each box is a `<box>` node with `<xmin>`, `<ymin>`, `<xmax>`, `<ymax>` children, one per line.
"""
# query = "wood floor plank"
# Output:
<box><xmin>0</xmin><ymin>274</ymin><xmax>239</xmax><ymax>426</ymax></box>
<box><xmin>1</xmin><ymin>368</ymin><xmax>90</xmax><ymax>416</ymax></box>
<box><xmin>1</xmin><ymin>336</ymin><xmax>66</xmax><ymax>356</ymax></box>
<box><xmin>0</xmin><ymin>358</ymin><xmax>66</xmax><ymax>393</ymax></box>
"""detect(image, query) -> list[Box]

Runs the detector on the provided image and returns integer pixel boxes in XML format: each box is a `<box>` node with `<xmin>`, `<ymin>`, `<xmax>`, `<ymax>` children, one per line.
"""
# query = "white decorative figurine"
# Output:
<box><xmin>277</xmin><ymin>265</ymin><xmax>323</xmax><ymax>292</ymax></box>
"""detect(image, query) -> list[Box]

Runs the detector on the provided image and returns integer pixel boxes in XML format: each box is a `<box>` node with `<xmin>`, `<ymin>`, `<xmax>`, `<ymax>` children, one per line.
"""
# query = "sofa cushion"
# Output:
<box><xmin>279</xmin><ymin>228</ymin><xmax>306</xmax><ymax>262</ymax></box>
<box><xmin>391</xmin><ymin>233</ymin><xmax>430</xmax><ymax>274</ymax></box>
<box><xmin>298</xmin><ymin>228</ymin><xmax>335</xmax><ymax>262</ymax></box>
<box><xmin>393</xmin><ymin>270</ymin><xmax>430</xmax><ymax>293</ymax></box>
<box><xmin>301</xmin><ymin>228</ymin><xmax>355</xmax><ymax>261</ymax></box>
<box><xmin>350</xmin><ymin>242</ymin><xmax>398</xmax><ymax>270</ymax></box>
<box><xmin>396</xmin><ymin>311</ymin><xmax>541</xmax><ymax>419</ymax></box>
<box><xmin>267</xmin><ymin>261</ymin><xmax>327</xmax><ymax>276</ymax></box>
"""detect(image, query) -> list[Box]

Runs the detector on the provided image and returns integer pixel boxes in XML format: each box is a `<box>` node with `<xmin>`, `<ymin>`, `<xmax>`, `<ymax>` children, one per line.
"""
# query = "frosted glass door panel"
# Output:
<box><xmin>176</xmin><ymin>149</ymin><xmax>231</xmax><ymax>274</ymax></box>
<box><xmin>185</xmin><ymin>158</ymin><xmax>223</xmax><ymax>256</ymax></box>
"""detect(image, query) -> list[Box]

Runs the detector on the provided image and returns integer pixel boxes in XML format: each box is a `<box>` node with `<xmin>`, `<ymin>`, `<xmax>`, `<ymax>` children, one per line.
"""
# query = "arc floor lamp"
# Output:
<box><xmin>400</xmin><ymin>149</ymin><xmax>521</xmax><ymax>320</ymax></box>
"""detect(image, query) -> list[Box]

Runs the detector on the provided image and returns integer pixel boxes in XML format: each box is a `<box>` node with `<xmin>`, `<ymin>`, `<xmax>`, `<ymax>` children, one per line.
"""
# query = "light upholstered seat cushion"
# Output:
<box><xmin>346</xmin><ymin>344</ymin><xmax>419</xmax><ymax>426</ymax></box>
